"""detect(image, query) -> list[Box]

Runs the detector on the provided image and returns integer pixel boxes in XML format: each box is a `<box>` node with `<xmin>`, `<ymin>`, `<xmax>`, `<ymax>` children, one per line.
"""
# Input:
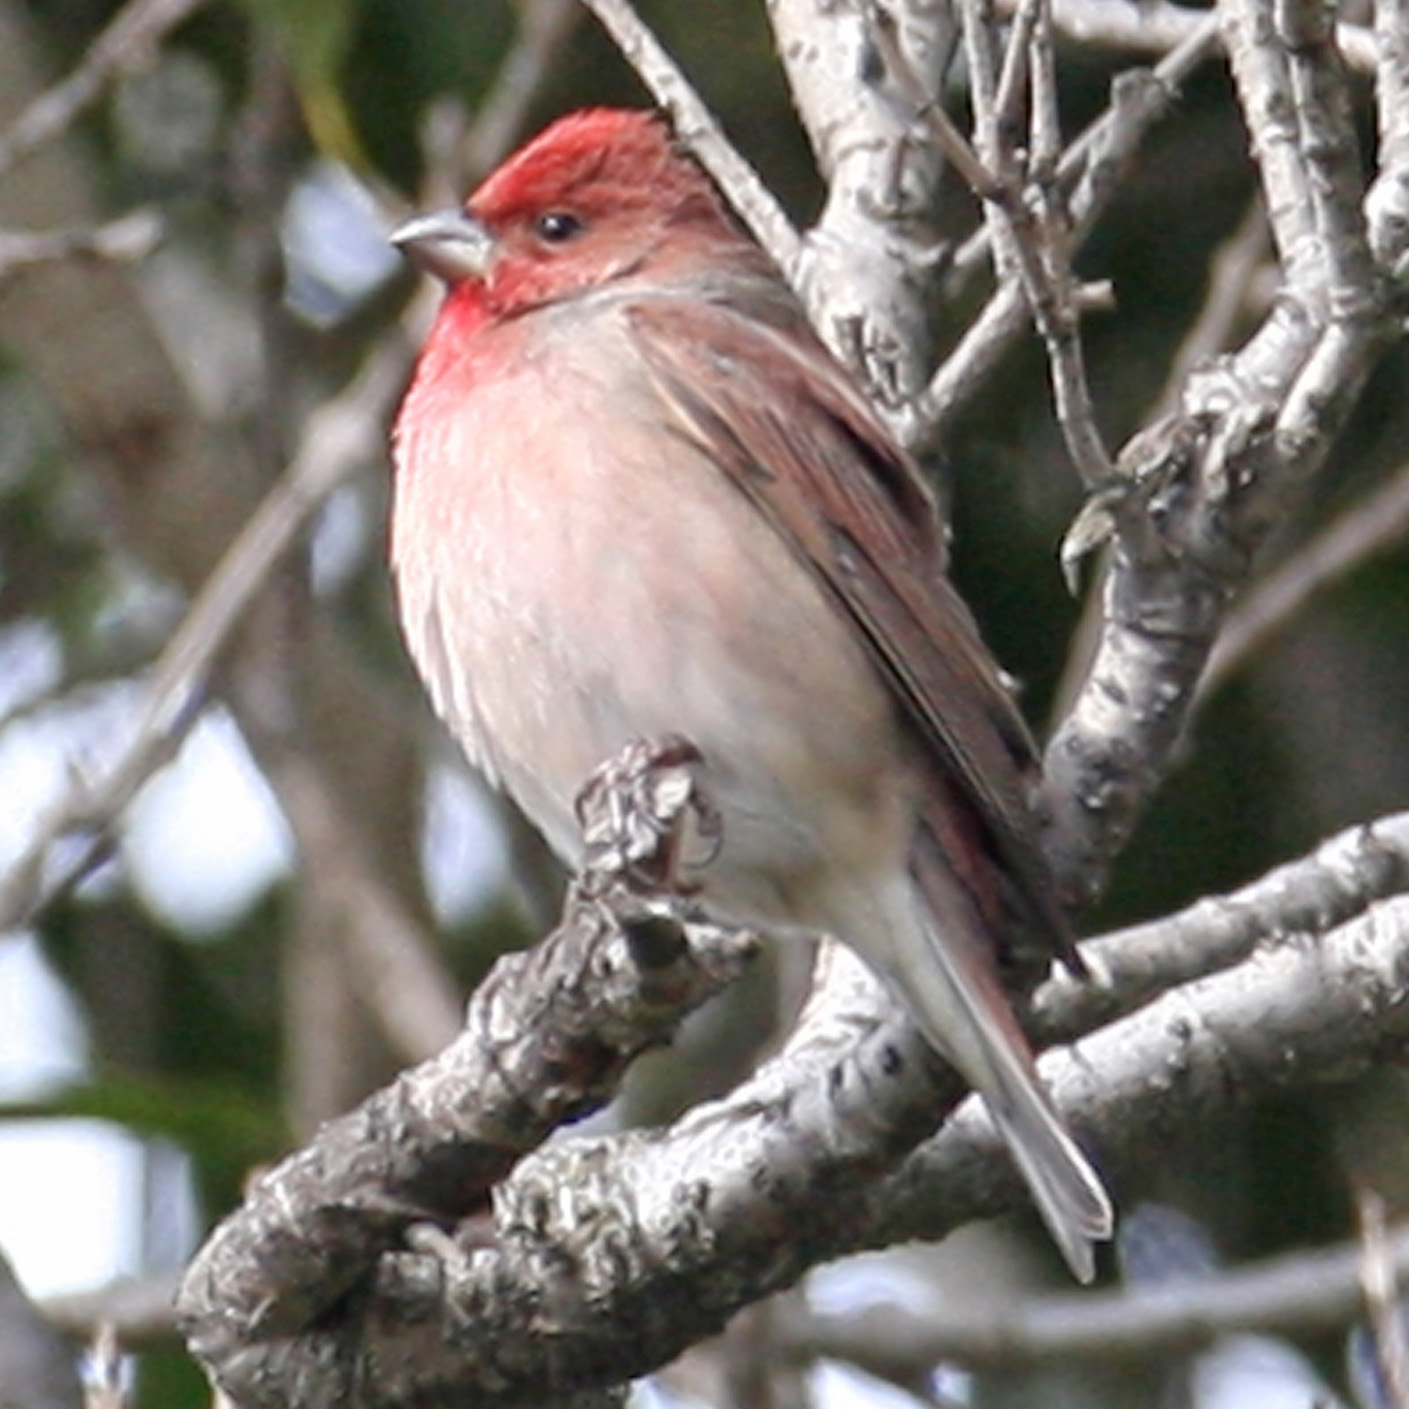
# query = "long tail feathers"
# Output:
<box><xmin>984</xmin><ymin>1057</ymin><xmax>1113</xmax><ymax>1283</ymax></box>
<box><xmin>896</xmin><ymin>842</ymin><xmax>1115</xmax><ymax>1281</ymax></box>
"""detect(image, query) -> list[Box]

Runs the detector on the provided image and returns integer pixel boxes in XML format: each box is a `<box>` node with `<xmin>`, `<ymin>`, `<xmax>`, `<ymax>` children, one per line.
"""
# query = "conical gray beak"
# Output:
<box><xmin>391</xmin><ymin>209</ymin><xmax>495</xmax><ymax>285</ymax></box>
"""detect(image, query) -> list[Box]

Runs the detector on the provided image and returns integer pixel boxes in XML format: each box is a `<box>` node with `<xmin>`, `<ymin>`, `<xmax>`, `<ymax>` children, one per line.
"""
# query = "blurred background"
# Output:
<box><xmin>1</xmin><ymin>0</ymin><xmax>1408</xmax><ymax>1405</ymax></box>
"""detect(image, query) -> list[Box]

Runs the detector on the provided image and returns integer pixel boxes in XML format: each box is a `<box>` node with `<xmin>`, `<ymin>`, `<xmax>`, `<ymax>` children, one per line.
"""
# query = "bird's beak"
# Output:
<box><xmin>390</xmin><ymin>209</ymin><xmax>495</xmax><ymax>285</ymax></box>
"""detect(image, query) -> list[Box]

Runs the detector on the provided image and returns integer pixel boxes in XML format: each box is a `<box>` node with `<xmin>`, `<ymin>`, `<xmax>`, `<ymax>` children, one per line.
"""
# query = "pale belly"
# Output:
<box><xmin>393</xmin><ymin>304</ymin><xmax>911</xmax><ymax>932</ymax></box>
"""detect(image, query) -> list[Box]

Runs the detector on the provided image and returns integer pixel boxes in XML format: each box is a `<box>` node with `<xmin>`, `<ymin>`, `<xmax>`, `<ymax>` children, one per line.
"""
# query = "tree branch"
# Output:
<box><xmin>0</xmin><ymin>0</ymin><xmax>209</xmax><ymax>181</ymax></box>
<box><xmin>1201</xmin><ymin>453</ymin><xmax>1409</xmax><ymax>699</ymax></box>
<box><xmin>910</xmin><ymin>13</ymin><xmax>1221</xmax><ymax>443</ymax></box>
<box><xmin>40</xmin><ymin>1274</ymin><xmax>183</xmax><ymax>1354</ymax></box>
<box><xmin>177</xmin><ymin>773</ymin><xmax>1409</xmax><ymax>1406</ymax></box>
<box><xmin>577</xmin><ymin>0</ymin><xmax>801</xmax><ymax>277</ymax></box>
<box><xmin>1032</xmin><ymin>809</ymin><xmax>1409</xmax><ymax>1046</ymax></box>
<box><xmin>1011</xmin><ymin>0</ymin><xmax>1378</xmax><ymax>73</ymax></box>
<box><xmin>767</xmin><ymin>0</ymin><xmax>955</xmax><ymax>404</ymax></box>
<box><xmin>0</xmin><ymin>208</ymin><xmax>162</xmax><ymax>284</ymax></box>
<box><xmin>785</xmin><ymin>1221</ymin><xmax>1409</xmax><ymax>1370</ymax></box>
<box><xmin>1040</xmin><ymin>0</ymin><xmax>1400</xmax><ymax>908</ymax></box>
<box><xmin>0</xmin><ymin>337</ymin><xmax>410</xmax><ymax>933</ymax></box>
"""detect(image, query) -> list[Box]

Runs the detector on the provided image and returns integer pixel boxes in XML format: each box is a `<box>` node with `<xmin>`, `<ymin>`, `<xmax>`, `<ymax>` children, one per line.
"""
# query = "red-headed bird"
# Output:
<box><xmin>390</xmin><ymin>108</ymin><xmax>1113</xmax><ymax>1279</ymax></box>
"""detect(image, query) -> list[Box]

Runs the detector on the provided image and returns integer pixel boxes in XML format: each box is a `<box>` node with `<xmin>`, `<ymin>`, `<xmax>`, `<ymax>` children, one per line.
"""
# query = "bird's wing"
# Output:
<box><xmin>627</xmin><ymin>292</ymin><xmax>1074</xmax><ymax>960</ymax></box>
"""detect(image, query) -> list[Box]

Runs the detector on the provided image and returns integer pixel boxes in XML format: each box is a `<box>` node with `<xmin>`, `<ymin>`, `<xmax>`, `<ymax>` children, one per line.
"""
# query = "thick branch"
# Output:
<box><xmin>767</xmin><ymin>0</ymin><xmax>955</xmax><ymax>403</ymax></box>
<box><xmin>179</xmin><ymin>785</ymin><xmax>1409</xmax><ymax>1406</ymax></box>
<box><xmin>1032</xmin><ymin>810</ymin><xmax>1409</xmax><ymax>1045</ymax></box>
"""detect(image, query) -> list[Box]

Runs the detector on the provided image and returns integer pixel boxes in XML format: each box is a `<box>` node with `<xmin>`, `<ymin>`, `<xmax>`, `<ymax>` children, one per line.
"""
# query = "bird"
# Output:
<box><xmin>388</xmin><ymin>106</ymin><xmax>1113</xmax><ymax>1279</ymax></box>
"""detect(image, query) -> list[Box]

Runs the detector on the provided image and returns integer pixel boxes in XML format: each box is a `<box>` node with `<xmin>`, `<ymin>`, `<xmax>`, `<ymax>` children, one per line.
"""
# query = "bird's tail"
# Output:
<box><xmin>891</xmin><ymin>835</ymin><xmax>1114</xmax><ymax>1282</ymax></box>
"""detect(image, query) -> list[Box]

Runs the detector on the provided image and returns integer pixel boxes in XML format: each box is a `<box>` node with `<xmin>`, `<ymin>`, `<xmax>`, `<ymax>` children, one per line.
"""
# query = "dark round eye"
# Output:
<box><xmin>535</xmin><ymin>211</ymin><xmax>584</xmax><ymax>243</ymax></box>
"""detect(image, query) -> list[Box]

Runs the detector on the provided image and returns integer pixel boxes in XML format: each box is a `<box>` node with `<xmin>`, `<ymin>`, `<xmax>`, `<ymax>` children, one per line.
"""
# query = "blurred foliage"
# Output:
<box><xmin>1</xmin><ymin>0</ymin><xmax>1407</xmax><ymax>1406</ymax></box>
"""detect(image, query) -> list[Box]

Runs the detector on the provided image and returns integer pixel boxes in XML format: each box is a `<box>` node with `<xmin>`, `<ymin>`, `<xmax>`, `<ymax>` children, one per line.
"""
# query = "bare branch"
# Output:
<box><xmin>40</xmin><ymin>1274</ymin><xmax>183</xmax><ymax>1354</ymax></box>
<box><xmin>879</xmin><ymin>893</ymin><xmax>1409</xmax><ymax>1245</ymax></box>
<box><xmin>1220</xmin><ymin>0</ymin><xmax>1352</xmax><ymax>301</ymax></box>
<box><xmin>577</xmin><ymin>0</ymin><xmax>802</xmax><ymax>276</ymax></box>
<box><xmin>0</xmin><ymin>208</ymin><xmax>162</xmax><ymax>284</ymax></box>
<box><xmin>1048</xmin><ymin>198</ymin><xmax>1271</xmax><ymax>726</ymax></box>
<box><xmin>1034</xmin><ymin>810</ymin><xmax>1409</xmax><ymax>1045</ymax></box>
<box><xmin>767</xmin><ymin>0</ymin><xmax>955</xmax><ymax>402</ymax></box>
<box><xmin>1022</xmin><ymin>0</ymin><xmax>1117</xmax><ymax>489</ymax></box>
<box><xmin>0</xmin><ymin>338</ymin><xmax>412</xmax><ymax>933</ymax></box>
<box><xmin>177</xmin><ymin>740</ymin><xmax>761</xmax><ymax>1404</ymax></box>
<box><xmin>176</xmin><ymin>783</ymin><xmax>1409</xmax><ymax>1406</ymax></box>
<box><xmin>0</xmin><ymin>0</ymin><xmax>209</xmax><ymax>181</ymax></box>
<box><xmin>1040</xmin><ymin>0</ymin><xmax>1400</xmax><ymax>908</ymax></box>
<box><xmin>1367</xmin><ymin>0</ymin><xmax>1409</xmax><ymax>271</ymax></box>
<box><xmin>181</xmin><ymin>886</ymin><xmax>1409</xmax><ymax>1405</ymax></box>
<box><xmin>1202</xmin><ymin>454</ymin><xmax>1409</xmax><ymax>699</ymax></box>
<box><xmin>946</xmin><ymin>12</ymin><xmax>1221</xmax><ymax>288</ymax></box>
<box><xmin>910</xmin><ymin>14</ymin><xmax>1221</xmax><ymax>443</ymax></box>
<box><xmin>786</xmin><ymin>1223</ymin><xmax>1409</xmax><ymax>1370</ymax></box>
<box><xmin>1007</xmin><ymin>0</ymin><xmax>1378</xmax><ymax>73</ymax></box>
<box><xmin>1270</xmin><ymin>0</ymin><xmax>1377</xmax><ymax>313</ymax></box>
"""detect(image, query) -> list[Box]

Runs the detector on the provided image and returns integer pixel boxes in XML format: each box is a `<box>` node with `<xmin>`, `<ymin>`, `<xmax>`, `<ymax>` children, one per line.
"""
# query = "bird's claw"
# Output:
<box><xmin>575</xmin><ymin>735</ymin><xmax>722</xmax><ymax>897</ymax></box>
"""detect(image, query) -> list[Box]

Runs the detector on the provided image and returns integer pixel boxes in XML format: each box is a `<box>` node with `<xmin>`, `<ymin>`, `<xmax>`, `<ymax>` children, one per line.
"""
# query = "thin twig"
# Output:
<box><xmin>0</xmin><ymin>0</ymin><xmax>210</xmax><ymax>180</ymax></box>
<box><xmin>786</xmin><ymin>1222</ymin><xmax>1409</xmax><ymax>1371</ymax></box>
<box><xmin>960</xmin><ymin>0</ymin><xmax>1022</xmax><ymax>281</ymax></box>
<box><xmin>998</xmin><ymin>0</ymin><xmax>1377</xmax><ymax>73</ymax></box>
<box><xmin>0</xmin><ymin>337</ymin><xmax>413</xmax><ymax>932</ymax></box>
<box><xmin>912</xmin><ymin>13</ymin><xmax>1221</xmax><ymax>443</ymax></box>
<box><xmin>1201</xmin><ymin>455</ymin><xmax>1409</xmax><ymax>700</ymax></box>
<box><xmin>993</xmin><ymin>0</ymin><xmax>1040</xmax><ymax>139</ymax></box>
<box><xmin>952</xmin><ymin>0</ymin><xmax>1114</xmax><ymax>486</ymax></box>
<box><xmin>946</xmin><ymin>12</ymin><xmax>1222</xmax><ymax>288</ymax></box>
<box><xmin>577</xmin><ymin>0</ymin><xmax>802</xmax><ymax>276</ymax></box>
<box><xmin>0</xmin><ymin>209</ymin><xmax>162</xmax><ymax>285</ymax></box>
<box><xmin>462</xmin><ymin>0</ymin><xmax>582</xmax><ymax>183</ymax></box>
<box><xmin>40</xmin><ymin>1274</ymin><xmax>183</xmax><ymax>1353</ymax></box>
<box><xmin>1026</xmin><ymin>0</ymin><xmax>1115</xmax><ymax>488</ymax></box>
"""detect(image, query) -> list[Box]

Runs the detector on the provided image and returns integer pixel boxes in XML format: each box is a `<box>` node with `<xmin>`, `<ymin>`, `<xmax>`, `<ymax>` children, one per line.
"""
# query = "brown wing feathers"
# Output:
<box><xmin>629</xmin><ymin>296</ymin><xmax>1075</xmax><ymax>968</ymax></box>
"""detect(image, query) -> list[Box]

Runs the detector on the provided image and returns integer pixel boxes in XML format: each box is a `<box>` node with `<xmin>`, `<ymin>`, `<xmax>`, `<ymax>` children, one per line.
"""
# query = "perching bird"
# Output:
<box><xmin>389</xmin><ymin>107</ymin><xmax>1113</xmax><ymax>1279</ymax></box>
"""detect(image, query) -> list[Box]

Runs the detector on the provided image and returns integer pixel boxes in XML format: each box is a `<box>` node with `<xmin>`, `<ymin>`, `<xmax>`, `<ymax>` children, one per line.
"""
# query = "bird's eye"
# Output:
<box><xmin>535</xmin><ymin>211</ymin><xmax>585</xmax><ymax>244</ymax></box>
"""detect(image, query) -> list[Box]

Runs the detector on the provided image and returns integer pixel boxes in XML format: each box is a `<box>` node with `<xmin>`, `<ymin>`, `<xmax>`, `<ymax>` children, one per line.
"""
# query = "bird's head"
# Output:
<box><xmin>393</xmin><ymin>108</ymin><xmax>746</xmax><ymax>319</ymax></box>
